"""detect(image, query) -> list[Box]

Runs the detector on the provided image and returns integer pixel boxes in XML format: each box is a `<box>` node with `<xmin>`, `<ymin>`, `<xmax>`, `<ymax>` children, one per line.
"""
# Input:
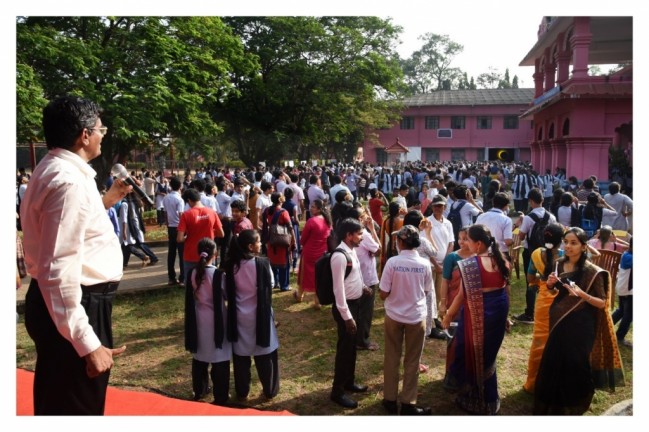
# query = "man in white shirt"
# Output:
<box><xmin>255</xmin><ymin>180</ymin><xmax>274</xmax><ymax>231</ymax></box>
<box><xmin>329</xmin><ymin>174</ymin><xmax>351</xmax><ymax>205</ymax></box>
<box><xmin>143</xmin><ymin>171</ymin><xmax>157</xmax><ymax>210</ymax></box>
<box><xmin>426</xmin><ymin>195</ymin><xmax>454</xmax><ymax>333</ymax></box>
<box><xmin>603</xmin><ymin>181</ymin><xmax>633</xmax><ymax>231</ymax></box>
<box><xmin>330</xmin><ymin>218</ymin><xmax>368</xmax><ymax>409</ymax></box>
<box><xmin>514</xmin><ymin>188</ymin><xmax>556</xmax><ymax>324</ymax></box>
<box><xmin>275</xmin><ymin>171</ymin><xmax>288</xmax><ymax>194</ymax></box>
<box><xmin>21</xmin><ymin>96</ymin><xmax>131</xmax><ymax>414</ymax></box>
<box><xmin>356</xmin><ymin>208</ymin><xmax>381</xmax><ymax>351</ymax></box>
<box><xmin>163</xmin><ymin>176</ymin><xmax>185</xmax><ymax>285</ymax></box>
<box><xmin>475</xmin><ymin>192</ymin><xmax>513</xmax><ymax>259</ymax></box>
<box><xmin>287</xmin><ymin>173</ymin><xmax>305</xmax><ymax>221</ymax></box>
<box><xmin>452</xmin><ymin>184</ymin><xmax>483</xmax><ymax>228</ymax></box>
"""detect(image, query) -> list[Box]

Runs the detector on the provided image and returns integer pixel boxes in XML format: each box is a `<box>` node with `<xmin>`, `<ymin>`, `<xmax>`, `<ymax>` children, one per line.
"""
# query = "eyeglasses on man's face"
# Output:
<box><xmin>88</xmin><ymin>126</ymin><xmax>108</xmax><ymax>137</ymax></box>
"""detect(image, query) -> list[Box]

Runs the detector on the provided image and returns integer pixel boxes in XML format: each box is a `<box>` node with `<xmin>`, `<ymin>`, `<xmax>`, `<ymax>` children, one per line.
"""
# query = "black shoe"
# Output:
<box><xmin>168</xmin><ymin>278</ymin><xmax>180</xmax><ymax>285</ymax></box>
<box><xmin>428</xmin><ymin>328</ymin><xmax>449</xmax><ymax>340</ymax></box>
<box><xmin>330</xmin><ymin>393</ymin><xmax>358</xmax><ymax>409</ymax></box>
<box><xmin>344</xmin><ymin>383</ymin><xmax>368</xmax><ymax>393</ymax></box>
<box><xmin>400</xmin><ymin>403</ymin><xmax>432</xmax><ymax>415</ymax></box>
<box><xmin>382</xmin><ymin>399</ymin><xmax>398</xmax><ymax>414</ymax></box>
<box><xmin>513</xmin><ymin>313</ymin><xmax>534</xmax><ymax>324</ymax></box>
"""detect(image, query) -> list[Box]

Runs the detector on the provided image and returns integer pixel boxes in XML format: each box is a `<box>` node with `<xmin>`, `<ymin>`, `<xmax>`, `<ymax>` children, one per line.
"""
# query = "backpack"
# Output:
<box><xmin>580</xmin><ymin>206</ymin><xmax>600</xmax><ymax>239</ymax></box>
<box><xmin>527</xmin><ymin>211</ymin><xmax>551</xmax><ymax>251</ymax></box>
<box><xmin>268</xmin><ymin>209</ymin><xmax>292</xmax><ymax>247</ymax></box>
<box><xmin>315</xmin><ymin>248</ymin><xmax>352</xmax><ymax>305</ymax></box>
<box><xmin>448</xmin><ymin>200</ymin><xmax>467</xmax><ymax>250</ymax></box>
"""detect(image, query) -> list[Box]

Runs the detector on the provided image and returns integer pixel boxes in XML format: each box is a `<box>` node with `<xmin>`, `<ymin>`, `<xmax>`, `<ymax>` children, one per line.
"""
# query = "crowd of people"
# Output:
<box><xmin>17</xmin><ymin>95</ymin><xmax>632</xmax><ymax>416</ymax></box>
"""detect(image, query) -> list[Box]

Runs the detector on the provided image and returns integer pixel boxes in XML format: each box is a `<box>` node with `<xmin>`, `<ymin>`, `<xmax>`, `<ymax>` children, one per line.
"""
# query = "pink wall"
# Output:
<box><xmin>363</xmin><ymin>103</ymin><xmax>533</xmax><ymax>163</ymax></box>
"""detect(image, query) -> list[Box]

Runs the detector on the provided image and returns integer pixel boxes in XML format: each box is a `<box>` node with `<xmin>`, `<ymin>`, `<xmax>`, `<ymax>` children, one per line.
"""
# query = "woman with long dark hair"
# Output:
<box><xmin>534</xmin><ymin>227</ymin><xmax>624</xmax><ymax>415</ymax></box>
<box><xmin>262</xmin><ymin>192</ymin><xmax>296</xmax><ymax>291</ymax></box>
<box><xmin>379</xmin><ymin>201</ymin><xmax>405</xmax><ymax>276</ymax></box>
<box><xmin>522</xmin><ymin>223</ymin><xmax>564</xmax><ymax>393</ymax></box>
<box><xmin>222</xmin><ymin>229</ymin><xmax>280</xmax><ymax>400</ymax></box>
<box><xmin>184</xmin><ymin>238</ymin><xmax>231</xmax><ymax>404</ymax></box>
<box><xmin>441</xmin><ymin>224</ymin><xmax>510</xmax><ymax>414</ymax></box>
<box><xmin>482</xmin><ymin>179</ymin><xmax>501</xmax><ymax>212</ymax></box>
<box><xmin>296</xmin><ymin>199</ymin><xmax>332</xmax><ymax>309</ymax></box>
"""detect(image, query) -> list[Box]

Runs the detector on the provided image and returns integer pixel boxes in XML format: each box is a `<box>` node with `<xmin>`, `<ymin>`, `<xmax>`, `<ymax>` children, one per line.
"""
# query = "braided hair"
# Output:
<box><xmin>194</xmin><ymin>237</ymin><xmax>217</xmax><ymax>296</ymax></box>
<box><xmin>541</xmin><ymin>223</ymin><xmax>565</xmax><ymax>279</ymax></box>
<box><xmin>467</xmin><ymin>224</ymin><xmax>510</xmax><ymax>280</ymax></box>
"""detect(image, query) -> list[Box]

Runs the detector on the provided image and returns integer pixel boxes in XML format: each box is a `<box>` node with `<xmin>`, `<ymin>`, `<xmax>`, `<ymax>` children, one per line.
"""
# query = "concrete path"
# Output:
<box><xmin>17</xmin><ymin>242</ymin><xmax>177</xmax><ymax>307</ymax></box>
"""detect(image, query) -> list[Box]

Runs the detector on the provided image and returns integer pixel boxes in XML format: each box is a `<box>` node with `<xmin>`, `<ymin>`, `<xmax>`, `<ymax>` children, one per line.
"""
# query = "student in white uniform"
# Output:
<box><xmin>222</xmin><ymin>229</ymin><xmax>280</xmax><ymax>401</ymax></box>
<box><xmin>186</xmin><ymin>238</ymin><xmax>231</xmax><ymax>405</ymax></box>
<box><xmin>379</xmin><ymin>225</ymin><xmax>434</xmax><ymax>416</ymax></box>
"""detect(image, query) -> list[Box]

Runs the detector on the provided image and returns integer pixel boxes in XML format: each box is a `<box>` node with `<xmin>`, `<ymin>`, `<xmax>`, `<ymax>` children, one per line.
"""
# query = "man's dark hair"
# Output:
<box><xmin>493</xmin><ymin>192</ymin><xmax>510</xmax><ymax>209</ymax></box>
<box><xmin>192</xmin><ymin>178</ymin><xmax>206</xmax><ymax>192</ymax></box>
<box><xmin>42</xmin><ymin>95</ymin><xmax>102</xmax><ymax>150</ymax></box>
<box><xmin>309</xmin><ymin>175</ymin><xmax>319</xmax><ymax>185</ymax></box>
<box><xmin>331</xmin><ymin>175</ymin><xmax>342</xmax><ymax>185</ymax></box>
<box><xmin>169</xmin><ymin>176</ymin><xmax>182</xmax><ymax>191</ymax></box>
<box><xmin>214</xmin><ymin>176</ymin><xmax>226</xmax><ymax>190</ymax></box>
<box><xmin>453</xmin><ymin>185</ymin><xmax>468</xmax><ymax>200</ymax></box>
<box><xmin>528</xmin><ymin>187</ymin><xmax>543</xmax><ymax>204</ymax></box>
<box><xmin>582</xmin><ymin>178</ymin><xmax>594</xmax><ymax>189</ymax></box>
<box><xmin>336</xmin><ymin>217</ymin><xmax>363</xmax><ymax>242</ymax></box>
<box><xmin>261</xmin><ymin>180</ymin><xmax>273</xmax><ymax>192</ymax></box>
<box><xmin>230</xmin><ymin>199</ymin><xmax>247</xmax><ymax>212</ymax></box>
<box><xmin>182</xmin><ymin>188</ymin><xmax>200</xmax><ymax>203</ymax></box>
<box><xmin>608</xmin><ymin>181</ymin><xmax>620</xmax><ymax>195</ymax></box>
<box><xmin>255</xmin><ymin>171</ymin><xmax>263</xmax><ymax>181</ymax></box>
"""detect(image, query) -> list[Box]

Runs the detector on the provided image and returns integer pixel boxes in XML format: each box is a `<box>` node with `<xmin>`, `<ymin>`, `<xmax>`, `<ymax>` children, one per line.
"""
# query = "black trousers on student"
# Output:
<box><xmin>24</xmin><ymin>279</ymin><xmax>118</xmax><ymax>415</ymax></box>
<box><xmin>191</xmin><ymin>358</ymin><xmax>230</xmax><ymax>405</ymax></box>
<box><xmin>233</xmin><ymin>350</ymin><xmax>280</xmax><ymax>399</ymax></box>
<box><xmin>356</xmin><ymin>286</ymin><xmax>376</xmax><ymax>348</ymax></box>
<box><xmin>331</xmin><ymin>297</ymin><xmax>362</xmax><ymax>397</ymax></box>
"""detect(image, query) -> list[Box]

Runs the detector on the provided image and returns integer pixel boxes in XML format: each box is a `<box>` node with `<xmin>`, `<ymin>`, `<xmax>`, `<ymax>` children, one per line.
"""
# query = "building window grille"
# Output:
<box><xmin>451</xmin><ymin>116</ymin><xmax>466</xmax><ymax>129</ymax></box>
<box><xmin>504</xmin><ymin>115</ymin><xmax>519</xmax><ymax>129</ymax></box>
<box><xmin>477</xmin><ymin>116</ymin><xmax>492</xmax><ymax>129</ymax></box>
<box><xmin>425</xmin><ymin>116</ymin><xmax>439</xmax><ymax>130</ymax></box>
<box><xmin>400</xmin><ymin>116</ymin><xmax>415</xmax><ymax>130</ymax></box>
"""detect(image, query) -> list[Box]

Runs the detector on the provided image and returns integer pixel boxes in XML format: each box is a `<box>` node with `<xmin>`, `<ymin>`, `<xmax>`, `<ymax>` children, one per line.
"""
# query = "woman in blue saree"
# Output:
<box><xmin>441</xmin><ymin>224</ymin><xmax>510</xmax><ymax>415</ymax></box>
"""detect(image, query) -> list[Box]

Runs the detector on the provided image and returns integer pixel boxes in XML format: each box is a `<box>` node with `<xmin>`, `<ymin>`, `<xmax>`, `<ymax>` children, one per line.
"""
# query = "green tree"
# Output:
<box><xmin>477</xmin><ymin>67</ymin><xmax>502</xmax><ymax>89</ymax></box>
<box><xmin>16</xmin><ymin>63</ymin><xmax>47</xmax><ymax>143</ymax></box>
<box><xmin>401</xmin><ymin>33</ymin><xmax>464</xmax><ymax>93</ymax></box>
<box><xmin>498</xmin><ymin>68</ymin><xmax>512</xmax><ymax>89</ymax></box>
<box><xmin>512</xmin><ymin>75</ymin><xmax>519</xmax><ymax>89</ymax></box>
<box><xmin>16</xmin><ymin>16</ymin><xmax>252</xmax><ymax>181</ymax></box>
<box><xmin>218</xmin><ymin>16</ymin><xmax>404</xmax><ymax>165</ymax></box>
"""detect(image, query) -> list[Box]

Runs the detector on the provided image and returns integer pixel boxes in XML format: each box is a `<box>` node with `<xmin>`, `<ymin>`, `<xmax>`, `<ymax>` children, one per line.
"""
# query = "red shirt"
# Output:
<box><xmin>178</xmin><ymin>206</ymin><xmax>222</xmax><ymax>262</ymax></box>
<box><xmin>232</xmin><ymin>217</ymin><xmax>254</xmax><ymax>236</ymax></box>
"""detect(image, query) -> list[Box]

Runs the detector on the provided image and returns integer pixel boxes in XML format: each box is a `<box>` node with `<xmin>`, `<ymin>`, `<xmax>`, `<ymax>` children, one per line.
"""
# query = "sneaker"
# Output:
<box><xmin>513</xmin><ymin>313</ymin><xmax>534</xmax><ymax>324</ymax></box>
<box><xmin>168</xmin><ymin>278</ymin><xmax>180</xmax><ymax>285</ymax></box>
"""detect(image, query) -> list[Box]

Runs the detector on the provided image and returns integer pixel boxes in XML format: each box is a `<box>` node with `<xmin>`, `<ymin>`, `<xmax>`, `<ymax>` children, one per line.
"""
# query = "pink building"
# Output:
<box><xmin>519</xmin><ymin>16</ymin><xmax>632</xmax><ymax>181</ymax></box>
<box><xmin>362</xmin><ymin>88</ymin><xmax>535</xmax><ymax>165</ymax></box>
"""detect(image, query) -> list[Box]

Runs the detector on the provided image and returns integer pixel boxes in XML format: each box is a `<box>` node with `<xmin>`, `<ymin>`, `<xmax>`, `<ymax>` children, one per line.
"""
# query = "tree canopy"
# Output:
<box><xmin>16</xmin><ymin>16</ymin><xmax>253</xmax><ymax>179</ymax></box>
<box><xmin>16</xmin><ymin>16</ymin><xmax>404</xmax><ymax>172</ymax></box>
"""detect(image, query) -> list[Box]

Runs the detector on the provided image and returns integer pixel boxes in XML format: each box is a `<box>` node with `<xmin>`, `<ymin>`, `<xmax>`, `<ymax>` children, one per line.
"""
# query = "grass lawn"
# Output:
<box><xmin>16</xmin><ymin>270</ymin><xmax>632</xmax><ymax>416</ymax></box>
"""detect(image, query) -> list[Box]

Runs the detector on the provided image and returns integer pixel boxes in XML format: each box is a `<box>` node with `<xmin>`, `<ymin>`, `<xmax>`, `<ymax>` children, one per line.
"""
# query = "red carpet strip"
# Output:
<box><xmin>16</xmin><ymin>368</ymin><xmax>292</xmax><ymax>416</ymax></box>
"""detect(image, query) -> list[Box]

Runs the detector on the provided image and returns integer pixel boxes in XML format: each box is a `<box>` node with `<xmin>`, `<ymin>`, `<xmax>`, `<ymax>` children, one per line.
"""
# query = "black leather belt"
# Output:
<box><xmin>81</xmin><ymin>281</ymin><xmax>119</xmax><ymax>294</ymax></box>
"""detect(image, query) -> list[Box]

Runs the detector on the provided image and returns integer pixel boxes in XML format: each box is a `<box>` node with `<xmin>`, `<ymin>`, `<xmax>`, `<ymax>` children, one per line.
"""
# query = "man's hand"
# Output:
<box><xmin>103</xmin><ymin>179</ymin><xmax>133</xmax><ymax>209</ymax></box>
<box><xmin>84</xmin><ymin>345</ymin><xmax>126</xmax><ymax>378</ymax></box>
<box><xmin>345</xmin><ymin>318</ymin><xmax>357</xmax><ymax>335</ymax></box>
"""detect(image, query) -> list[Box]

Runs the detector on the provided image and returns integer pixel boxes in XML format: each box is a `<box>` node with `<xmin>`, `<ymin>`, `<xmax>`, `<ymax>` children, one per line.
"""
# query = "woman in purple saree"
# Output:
<box><xmin>442</xmin><ymin>224</ymin><xmax>510</xmax><ymax>415</ymax></box>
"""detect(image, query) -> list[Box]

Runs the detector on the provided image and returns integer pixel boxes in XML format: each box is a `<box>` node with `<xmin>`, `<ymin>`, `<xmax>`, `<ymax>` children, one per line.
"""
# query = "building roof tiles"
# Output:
<box><xmin>402</xmin><ymin>88</ymin><xmax>535</xmax><ymax>107</ymax></box>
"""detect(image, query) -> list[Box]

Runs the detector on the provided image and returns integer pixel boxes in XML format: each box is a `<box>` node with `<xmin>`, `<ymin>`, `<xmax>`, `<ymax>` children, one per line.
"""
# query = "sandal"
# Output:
<box><xmin>419</xmin><ymin>363</ymin><xmax>429</xmax><ymax>374</ymax></box>
<box><xmin>293</xmin><ymin>290</ymin><xmax>303</xmax><ymax>303</ymax></box>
